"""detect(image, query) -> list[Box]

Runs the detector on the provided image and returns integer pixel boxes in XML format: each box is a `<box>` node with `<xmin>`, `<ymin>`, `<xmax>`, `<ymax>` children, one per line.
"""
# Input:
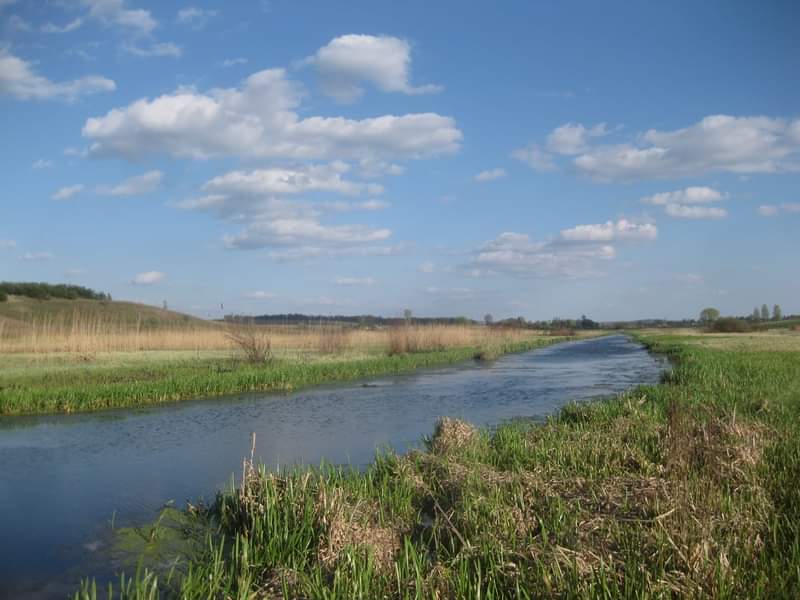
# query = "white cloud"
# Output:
<box><xmin>640</xmin><ymin>186</ymin><xmax>724</xmax><ymax>205</ymax></box>
<box><xmin>123</xmin><ymin>42</ymin><xmax>182</xmax><ymax>58</ymax></box>
<box><xmin>510</xmin><ymin>144</ymin><xmax>556</xmax><ymax>171</ymax></box>
<box><xmin>202</xmin><ymin>162</ymin><xmax>368</xmax><ymax>197</ymax></box>
<box><xmin>267</xmin><ymin>244</ymin><xmax>404</xmax><ymax>261</ymax></box>
<box><xmin>98</xmin><ymin>170</ymin><xmax>162</xmax><ymax>196</ymax></box>
<box><xmin>474</xmin><ymin>167</ymin><xmax>507</xmax><ymax>182</ymax></box>
<box><xmin>82</xmin><ymin>68</ymin><xmax>461</xmax><ymax>161</ymax></box>
<box><xmin>335</xmin><ymin>277</ymin><xmax>376</xmax><ymax>286</ymax></box>
<box><xmin>559</xmin><ymin>219</ymin><xmax>658</xmax><ymax>242</ymax></box>
<box><xmin>223</xmin><ymin>219</ymin><xmax>391</xmax><ymax>250</ymax></box>
<box><xmin>177</xmin><ymin>6</ymin><xmax>218</xmax><ymax>28</ymax></box>
<box><xmin>22</xmin><ymin>251</ymin><xmax>54</xmax><ymax>261</ymax></box>
<box><xmin>546</xmin><ymin>122</ymin><xmax>608</xmax><ymax>155</ymax></box>
<box><xmin>301</xmin><ymin>34</ymin><xmax>442</xmax><ymax>103</ymax></box>
<box><xmin>64</xmin><ymin>146</ymin><xmax>88</xmax><ymax>157</ymax></box>
<box><xmin>470</xmin><ymin>217</ymin><xmax>656</xmax><ymax>279</ymax></box>
<box><xmin>322</xmin><ymin>199</ymin><xmax>390</xmax><ymax>212</ymax></box>
<box><xmin>42</xmin><ymin>18</ymin><xmax>84</xmax><ymax>33</ymax></box>
<box><xmin>0</xmin><ymin>48</ymin><xmax>115</xmax><ymax>100</ymax></box>
<box><xmin>758</xmin><ymin>205</ymin><xmax>779</xmax><ymax>217</ymax></box>
<box><xmin>243</xmin><ymin>290</ymin><xmax>276</xmax><ymax>299</ymax></box>
<box><xmin>221</xmin><ymin>57</ymin><xmax>247</xmax><ymax>68</ymax></box>
<box><xmin>52</xmin><ymin>184</ymin><xmax>84</xmax><ymax>200</ymax></box>
<box><xmin>418</xmin><ymin>261</ymin><xmax>435</xmax><ymax>273</ymax></box>
<box><xmin>357</xmin><ymin>158</ymin><xmax>404</xmax><ymax>179</ymax></box>
<box><xmin>572</xmin><ymin>115</ymin><xmax>800</xmax><ymax>181</ymax></box>
<box><xmin>32</xmin><ymin>159</ymin><xmax>53</xmax><ymax>168</ymax></box>
<box><xmin>131</xmin><ymin>270</ymin><xmax>166</xmax><ymax>285</ymax></box>
<box><xmin>664</xmin><ymin>204</ymin><xmax>727</xmax><ymax>219</ymax></box>
<box><xmin>0</xmin><ymin>239</ymin><xmax>16</xmax><ymax>249</ymax></box>
<box><xmin>758</xmin><ymin>202</ymin><xmax>800</xmax><ymax>217</ymax></box>
<box><xmin>84</xmin><ymin>0</ymin><xmax>156</xmax><ymax>33</ymax></box>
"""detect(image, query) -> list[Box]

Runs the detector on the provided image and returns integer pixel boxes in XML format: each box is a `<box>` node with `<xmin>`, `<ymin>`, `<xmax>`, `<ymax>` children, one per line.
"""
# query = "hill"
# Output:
<box><xmin>0</xmin><ymin>295</ymin><xmax>211</xmax><ymax>330</ymax></box>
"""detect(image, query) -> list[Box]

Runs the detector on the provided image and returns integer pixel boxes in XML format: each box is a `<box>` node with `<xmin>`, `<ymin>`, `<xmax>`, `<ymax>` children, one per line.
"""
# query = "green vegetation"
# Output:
<box><xmin>73</xmin><ymin>330</ymin><xmax>800</xmax><ymax>598</ymax></box>
<box><xmin>0</xmin><ymin>281</ymin><xmax>110</xmax><ymax>301</ymax></box>
<box><xmin>0</xmin><ymin>337</ymin><xmax>565</xmax><ymax>415</ymax></box>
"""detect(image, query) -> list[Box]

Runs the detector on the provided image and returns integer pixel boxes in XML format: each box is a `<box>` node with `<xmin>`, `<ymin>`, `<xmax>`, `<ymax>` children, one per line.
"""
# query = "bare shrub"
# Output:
<box><xmin>226</xmin><ymin>325</ymin><xmax>272</xmax><ymax>363</ymax></box>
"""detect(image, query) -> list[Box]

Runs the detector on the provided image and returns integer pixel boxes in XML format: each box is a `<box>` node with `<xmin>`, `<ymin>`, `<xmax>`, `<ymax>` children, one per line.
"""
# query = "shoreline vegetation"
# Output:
<box><xmin>73</xmin><ymin>328</ymin><xmax>800</xmax><ymax>599</ymax></box>
<box><xmin>0</xmin><ymin>304</ymin><xmax>594</xmax><ymax>414</ymax></box>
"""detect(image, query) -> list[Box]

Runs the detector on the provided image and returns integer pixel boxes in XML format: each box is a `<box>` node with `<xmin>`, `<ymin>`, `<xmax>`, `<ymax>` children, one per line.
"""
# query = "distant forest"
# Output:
<box><xmin>0</xmin><ymin>282</ymin><xmax>110</xmax><ymax>302</ymax></box>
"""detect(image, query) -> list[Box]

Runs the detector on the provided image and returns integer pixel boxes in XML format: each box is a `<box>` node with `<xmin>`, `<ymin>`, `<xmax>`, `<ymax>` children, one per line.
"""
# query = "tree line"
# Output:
<box><xmin>0</xmin><ymin>282</ymin><xmax>111</xmax><ymax>302</ymax></box>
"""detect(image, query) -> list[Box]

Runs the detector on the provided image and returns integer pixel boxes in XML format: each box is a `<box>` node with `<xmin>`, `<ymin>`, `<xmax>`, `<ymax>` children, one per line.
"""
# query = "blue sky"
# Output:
<box><xmin>1</xmin><ymin>0</ymin><xmax>798</xmax><ymax>321</ymax></box>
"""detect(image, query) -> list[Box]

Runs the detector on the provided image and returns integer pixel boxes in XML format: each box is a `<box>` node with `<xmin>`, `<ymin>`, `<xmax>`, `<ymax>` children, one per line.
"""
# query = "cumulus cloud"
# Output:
<box><xmin>0</xmin><ymin>239</ymin><xmax>16</xmax><ymax>249</ymax></box>
<box><xmin>474</xmin><ymin>168</ymin><xmax>507</xmax><ymax>182</ymax></box>
<box><xmin>32</xmin><ymin>159</ymin><xmax>53</xmax><ymax>168</ymax></box>
<box><xmin>83</xmin><ymin>0</ymin><xmax>156</xmax><ymax>33</ymax></box>
<box><xmin>98</xmin><ymin>170</ymin><xmax>162</xmax><ymax>196</ymax></box>
<box><xmin>573</xmin><ymin>115</ymin><xmax>800</xmax><ymax>181</ymax></box>
<box><xmin>664</xmin><ymin>204</ymin><xmax>727</xmax><ymax>219</ymax></box>
<box><xmin>357</xmin><ymin>158</ymin><xmax>404</xmax><ymax>179</ymax></box>
<box><xmin>131</xmin><ymin>270</ymin><xmax>165</xmax><ymax>285</ymax></box>
<box><xmin>640</xmin><ymin>186</ymin><xmax>724</xmax><ymax>205</ymax></box>
<box><xmin>559</xmin><ymin>219</ymin><xmax>658</xmax><ymax>242</ymax></box>
<box><xmin>0</xmin><ymin>48</ymin><xmax>115</xmax><ymax>100</ymax></box>
<box><xmin>470</xmin><ymin>218</ymin><xmax>656</xmax><ymax>278</ymax></box>
<box><xmin>177</xmin><ymin>6</ymin><xmax>218</xmax><ymax>28</ymax></box>
<box><xmin>267</xmin><ymin>244</ymin><xmax>405</xmax><ymax>262</ymax></box>
<box><xmin>322</xmin><ymin>199</ymin><xmax>390</xmax><ymax>212</ymax></box>
<box><xmin>82</xmin><ymin>68</ymin><xmax>461</xmax><ymax>161</ymax></box>
<box><xmin>223</xmin><ymin>220</ymin><xmax>391</xmax><ymax>250</ymax></box>
<box><xmin>335</xmin><ymin>277</ymin><xmax>376</xmax><ymax>286</ymax></box>
<box><xmin>123</xmin><ymin>42</ymin><xmax>182</xmax><ymax>58</ymax></box>
<box><xmin>546</xmin><ymin>122</ymin><xmax>608</xmax><ymax>155</ymax></box>
<box><xmin>301</xmin><ymin>34</ymin><xmax>442</xmax><ymax>103</ymax></box>
<box><xmin>52</xmin><ymin>184</ymin><xmax>84</xmax><ymax>200</ymax></box>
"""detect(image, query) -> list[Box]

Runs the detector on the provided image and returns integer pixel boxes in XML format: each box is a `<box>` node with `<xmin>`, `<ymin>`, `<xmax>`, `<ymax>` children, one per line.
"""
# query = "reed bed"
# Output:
<box><xmin>0</xmin><ymin>312</ymin><xmax>544</xmax><ymax>356</ymax></box>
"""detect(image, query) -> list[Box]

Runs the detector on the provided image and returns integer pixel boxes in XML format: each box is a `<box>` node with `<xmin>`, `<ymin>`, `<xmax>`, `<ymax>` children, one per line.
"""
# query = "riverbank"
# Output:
<box><xmin>0</xmin><ymin>332</ymin><xmax>583</xmax><ymax>415</ymax></box>
<box><xmin>74</xmin><ymin>328</ymin><xmax>800</xmax><ymax>598</ymax></box>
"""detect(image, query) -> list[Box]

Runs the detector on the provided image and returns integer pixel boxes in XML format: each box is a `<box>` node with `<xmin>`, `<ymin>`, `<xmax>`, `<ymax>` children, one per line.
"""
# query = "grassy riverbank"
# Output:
<box><xmin>74</xmin><ymin>328</ymin><xmax>800</xmax><ymax>598</ymax></box>
<box><xmin>0</xmin><ymin>333</ymin><xmax>574</xmax><ymax>415</ymax></box>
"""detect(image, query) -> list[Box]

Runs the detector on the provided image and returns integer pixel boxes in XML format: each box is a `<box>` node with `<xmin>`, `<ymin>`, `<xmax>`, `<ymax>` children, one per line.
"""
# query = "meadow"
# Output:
<box><xmin>72</xmin><ymin>328</ymin><xmax>800</xmax><ymax>599</ymax></box>
<box><xmin>0</xmin><ymin>296</ymin><xmax>577</xmax><ymax>414</ymax></box>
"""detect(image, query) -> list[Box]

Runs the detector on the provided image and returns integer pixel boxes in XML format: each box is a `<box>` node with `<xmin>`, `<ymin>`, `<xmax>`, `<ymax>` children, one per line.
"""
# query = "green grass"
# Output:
<box><xmin>0</xmin><ymin>338</ymin><xmax>564</xmax><ymax>415</ymax></box>
<box><xmin>72</xmin><ymin>330</ymin><xmax>800</xmax><ymax>599</ymax></box>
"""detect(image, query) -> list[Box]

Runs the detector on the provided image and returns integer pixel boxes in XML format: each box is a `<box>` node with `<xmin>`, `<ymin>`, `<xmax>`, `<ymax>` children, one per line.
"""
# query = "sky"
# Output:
<box><xmin>1</xmin><ymin>0</ymin><xmax>798</xmax><ymax>321</ymax></box>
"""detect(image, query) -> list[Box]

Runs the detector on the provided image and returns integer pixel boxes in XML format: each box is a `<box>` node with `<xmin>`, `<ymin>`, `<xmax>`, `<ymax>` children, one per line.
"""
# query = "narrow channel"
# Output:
<box><xmin>0</xmin><ymin>335</ymin><xmax>665</xmax><ymax>598</ymax></box>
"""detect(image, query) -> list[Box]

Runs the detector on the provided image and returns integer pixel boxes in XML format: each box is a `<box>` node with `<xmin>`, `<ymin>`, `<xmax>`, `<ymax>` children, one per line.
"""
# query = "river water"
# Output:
<box><xmin>0</xmin><ymin>334</ymin><xmax>665</xmax><ymax>598</ymax></box>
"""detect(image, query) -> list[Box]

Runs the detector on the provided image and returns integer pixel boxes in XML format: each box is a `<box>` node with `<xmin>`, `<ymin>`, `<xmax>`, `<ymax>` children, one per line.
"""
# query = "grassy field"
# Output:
<box><xmin>73</xmin><ymin>328</ymin><xmax>800</xmax><ymax>599</ymax></box>
<box><xmin>0</xmin><ymin>297</ymin><xmax>583</xmax><ymax>414</ymax></box>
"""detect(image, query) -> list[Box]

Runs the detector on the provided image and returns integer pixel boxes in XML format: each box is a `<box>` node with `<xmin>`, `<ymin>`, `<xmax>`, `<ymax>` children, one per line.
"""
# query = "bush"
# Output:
<box><xmin>706</xmin><ymin>317</ymin><xmax>751</xmax><ymax>333</ymax></box>
<box><xmin>226</xmin><ymin>326</ymin><xmax>273</xmax><ymax>363</ymax></box>
<box><xmin>0</xmin><ymin>290</ymin><xmax>7</xmax><ymax>302</ymax></box>
<box><xmin>0</xmin><ymin>281</ymin><xmax>109</xmax><ymax>301</ymax></box>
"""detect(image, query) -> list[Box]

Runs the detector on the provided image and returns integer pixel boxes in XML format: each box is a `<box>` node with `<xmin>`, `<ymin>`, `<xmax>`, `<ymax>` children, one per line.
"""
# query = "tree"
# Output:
<box><xmin>761</xmin><ymin>304</ymin><xmax>769</xmax><ymax>321</ymax></box>
<box><xmin>403</xmin><ymin>308</ymin><xmax>412</xmax><ymax>323</ymax></box>
<box><xmin>773</xmin><ymin>304</ymin><xmax>782</xmax><ymax>321</ymax></box>
<box><xmin>752</xmin><ymin>307</ymin><xmax>760</xmax><ymax>321</ymax></box>
<box><xmin>484</xmin><ymin>313</ymin><xmax>493</xmax><ymax>326</ymax></box>
<box><xmin>699</xmin><ymin>307</ymin><xmax>720</xmax><ymax>323</ymax></box>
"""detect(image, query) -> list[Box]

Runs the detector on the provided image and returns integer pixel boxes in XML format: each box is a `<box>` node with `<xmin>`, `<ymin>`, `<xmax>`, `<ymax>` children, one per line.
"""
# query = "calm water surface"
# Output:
<box><xmin>0</xmin><ymin>335</ymin><xmax>665</xmax><ymax>598</ymax></box>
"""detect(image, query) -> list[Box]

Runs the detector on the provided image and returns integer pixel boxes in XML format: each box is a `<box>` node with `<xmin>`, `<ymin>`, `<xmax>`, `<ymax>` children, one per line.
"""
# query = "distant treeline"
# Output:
<box><xmin>223</xmin><ymin>313</ymin><xmax>603</xmax><ymax>329</ymax></box>
<box><xmin>0</xmin><ymin>282</ymin><xmax>110</xmax><ymax>302</ymax></box>
<box><xmin>223</xmin><ymin>313</ymin><xmax>479</xmax><ymax>327</ymax></box>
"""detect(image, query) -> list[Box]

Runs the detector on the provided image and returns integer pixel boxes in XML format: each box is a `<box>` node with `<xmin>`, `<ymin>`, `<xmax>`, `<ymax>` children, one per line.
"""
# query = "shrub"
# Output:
<box><xmin>226</xmin><ymin>326</ymin><xmax>273</xmax><ymax>363</ymax></box>
<box><xmin>0</xmin><ymin>290</ymin><xmax>7</xmax><ymax>302</ymax></box>
<box><xmin>706</xmin><ymin>317</ymin><xmax>751</xmax><ymax>333</ymax></box>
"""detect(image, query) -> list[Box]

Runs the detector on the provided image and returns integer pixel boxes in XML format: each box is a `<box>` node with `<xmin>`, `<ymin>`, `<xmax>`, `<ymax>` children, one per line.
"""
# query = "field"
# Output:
<box><xmin>73</xmin><ymin>328</ymin><xmax>800</xmax><ymax>599</ymax></box>
<box><xmin>0</xmin><ymin>296</ymin><xmax>584</xmax><ymax>415</ymax></box>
